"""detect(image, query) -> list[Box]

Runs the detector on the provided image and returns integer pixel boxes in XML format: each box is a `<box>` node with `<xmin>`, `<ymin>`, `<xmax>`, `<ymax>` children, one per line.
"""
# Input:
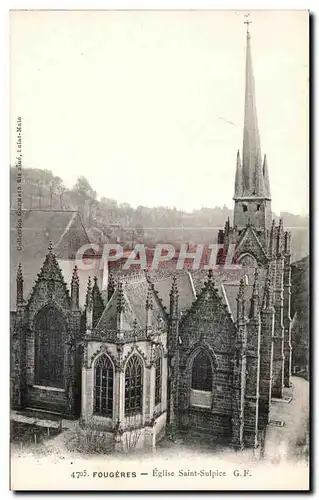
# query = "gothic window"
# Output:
<box><xmin>191</xmin><ymin>350</ymin><xmax>213</xmax><ymax>392</ymax></box>
<box><xmin>35</xmin><ymin>306</ymin><xmax>66</xmax><ymax>388</ymax></box>
<box><xmin>243</xmin><ymin>205</ymin><xmax>248</xmax><ymax>213</ymax></box>
<box><xmin>256</xmin><ymin>204</ymin><xmax>261</xmax><ymax>212</ymax></box>
<box><xmin>125</xmin><ymin>355</ymin><xmax>143</xmax><ymax>416</ymax></box>
<box><xmin>94</xmin><ymin>354</ymin><xmax>113</xmax><ymax>417</ymax></box>
<box><xmin>239</xmin><ymin>253</ymin><xmax>257</xmax><ymax>267</ymax></box>
<box><xmin>155</xmin><ymin>349</ymin><xmax>162</xmax><ymax>406</ymax></box>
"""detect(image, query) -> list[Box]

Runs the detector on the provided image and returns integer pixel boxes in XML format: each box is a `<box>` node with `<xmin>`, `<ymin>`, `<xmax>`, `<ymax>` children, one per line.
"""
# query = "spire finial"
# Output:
<box><xmin>117</xmin><ymin>279</ymin><xmax>125</xmax><ymax>314</ymax></box>
<box><xmin>238</xmin><ymin>277</ymin><xmax>245</xmax><ymax>300</ymax></box>
<box><xmin>17</xmin><ymin>262</ymin><xmax>23</xmax><ymax>281</ymax></box>
<box><xmin>170</xmin><ymin>274</ymin><xmax>178</xmax><ymax>297</ymax></box>
<box><xmin>146</xmin><ymin>282</ymin><xmax>153</xmax><ymax>310</ymax></box>
<box><xmin>71</xmin><ymin>265</ymin><xmax>79</xmax><ymax>283</ymax></box>
<box><xmin>71</xmin><ymin>265</ymin><xmax>79</xmax><ymax>309</ymax></box>
<box><xmin>17</xmin><ymin>263</ymin><xmax>24</xmax><ymax>305</ymax></box>
<box><xmin>48</xmin><ymin>240</ymin><xmax>53</xmax><ymax>254</ymax></box>
<box><xmin>85</xmin><ymin>276</ymin><xmax>92</xmax><ymax>309</ymax></box>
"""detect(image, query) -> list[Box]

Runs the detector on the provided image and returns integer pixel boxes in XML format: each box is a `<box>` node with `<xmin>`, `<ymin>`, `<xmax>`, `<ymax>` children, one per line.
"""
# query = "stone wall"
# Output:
<box><xmin>176</xmin><ymin>279</ymin><xmax>236</xmax><ymax>443</ymax></box>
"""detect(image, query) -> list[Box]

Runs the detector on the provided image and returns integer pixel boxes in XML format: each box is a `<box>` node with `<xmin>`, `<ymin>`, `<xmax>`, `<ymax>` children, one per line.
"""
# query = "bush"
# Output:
<box><xmin>65</xmin><ymin>420</ymin><xmax>114</xmax><ymax>454</ymax></box>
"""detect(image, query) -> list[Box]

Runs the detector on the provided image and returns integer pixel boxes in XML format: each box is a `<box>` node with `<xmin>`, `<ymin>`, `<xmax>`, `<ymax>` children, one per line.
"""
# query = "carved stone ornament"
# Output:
<box><xmin>88</xmin><ymin>344</ymin><xmax>118</xmax><ymax>370</ymax></box>
<box><xmin>122</xmin><ymin>343</ymin><xmax>149</xmax><ymax>369</ymax></box>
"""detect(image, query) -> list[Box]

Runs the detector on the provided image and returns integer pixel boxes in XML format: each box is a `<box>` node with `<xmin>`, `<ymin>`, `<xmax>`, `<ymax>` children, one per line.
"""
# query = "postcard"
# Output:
<box><xmin>10</xmin><ymin>9</ymin><xmax>309</xmax><ymax>491</ymax></box>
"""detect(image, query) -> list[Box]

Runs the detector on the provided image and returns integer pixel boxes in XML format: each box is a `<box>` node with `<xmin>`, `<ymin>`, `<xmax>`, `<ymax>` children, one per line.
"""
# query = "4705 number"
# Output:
<box><xmin>71</xmin><ymin>471</ymin><xmax>88</xmax><ymax>479</ymax></box>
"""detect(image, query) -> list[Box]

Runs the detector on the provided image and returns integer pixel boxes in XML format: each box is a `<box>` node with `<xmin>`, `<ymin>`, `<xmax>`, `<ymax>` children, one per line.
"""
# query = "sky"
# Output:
<box><xmin>10</xmin><ymin>10</ymin><xmax>309</xmax><ymax>215</ymax></box>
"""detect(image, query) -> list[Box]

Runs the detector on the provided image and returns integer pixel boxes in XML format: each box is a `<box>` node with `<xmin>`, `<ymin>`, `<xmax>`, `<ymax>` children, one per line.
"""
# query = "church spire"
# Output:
<box><xmin>233</xmin><ymin>17</ymin><xmax>272</xmax><ymax>231</ymax></box>
<box><xmin>242</xmin><ymin>17</ymin><xmax>264</xmax><ymax>197</ymax></box>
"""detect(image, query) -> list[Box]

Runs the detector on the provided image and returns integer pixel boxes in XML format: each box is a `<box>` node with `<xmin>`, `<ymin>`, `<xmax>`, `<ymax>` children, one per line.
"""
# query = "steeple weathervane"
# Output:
<box><xmin>244</xmin><ymin>13</ymin><xmax>252</xmax><ymax>36</ymax></box>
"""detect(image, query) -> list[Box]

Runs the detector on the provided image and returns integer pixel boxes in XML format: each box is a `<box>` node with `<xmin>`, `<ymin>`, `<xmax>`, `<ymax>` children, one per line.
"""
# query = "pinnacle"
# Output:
<box><xmin>238</xmin><ymin>277</ymin><xmax>245</xmax><ymax>299</ymax></box>
<box><xmin>205</xmin><ymin>268</ymin><xmax>216</xmax><ymax>290</ymax></box>
<box><xmin>71</xmin><ymin>265</ymin><xmax>79</xmax><ymax>283</ymax></box>
<box><xmin>85</xmin><ymin>276</ymin><xmax>93</xmax><ymax>308</ymax></box>
<box><xmin>92</xmin><ymin>276</ymin><xmax>99</xmax><ymax>290</ymax></box>
<box><xmin>252</xmin><ymin>268</ymin><xmax>259</xmax><ymax>296</ymax></box>
<box><xmin>146</xmin><ymin>283</ymin><xmax>153</xmax><ymax>310</ymax></box>
<box><xmin>17</xmin><ymin>262</ymin><xmax>23</xmax><ymax>280</ymax></box>
<box><xmin>117</xmin><ymin>280</ymin><xmax>125</xmax><ymax>313</ymax></box>
<box><xmin>170</xmin><ymin>274</ymin><xmax>178</xmax><ymax>296</ymax></box>
<box><xmin>108</xmin><ymin>270</ymin><xmax>115</xmax><ymax>286</ymax></box>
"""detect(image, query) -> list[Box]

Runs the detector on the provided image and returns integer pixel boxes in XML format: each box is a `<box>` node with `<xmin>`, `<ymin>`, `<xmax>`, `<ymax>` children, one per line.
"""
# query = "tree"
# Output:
<box><xmin>72</xmin><ymin>176</ymin><xmax>96</xmax><ymax>200</ymax></box>
<box><xmin>57</xmin><ymin>186</ymin><xmax>65</xmax><ymax>210</ymax></box>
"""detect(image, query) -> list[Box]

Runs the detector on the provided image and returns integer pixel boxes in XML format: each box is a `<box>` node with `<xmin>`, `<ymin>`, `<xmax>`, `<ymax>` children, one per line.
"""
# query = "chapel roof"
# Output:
<box><xmin>10</xmin><ymin>209</ymin><xmax>91</xmax><ymax>309</ymax></box>
<box><xmin>95</xmin><ymin>273</ymin><xmax>167</xmax><ymax>332</ymax></box>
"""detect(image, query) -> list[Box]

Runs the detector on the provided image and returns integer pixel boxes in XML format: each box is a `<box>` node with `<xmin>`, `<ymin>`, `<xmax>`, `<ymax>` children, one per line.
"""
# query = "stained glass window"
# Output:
<box><xmin>35</xmin><ymin>306</ymin><xmax>66</xmax><ymax>388</ymax></box>
<box><xmin>191</xmin><ymin>350</ymin><xmax>213</xmax><ymax>392</ymax></box>
<box><xmin>125</xmin><ymin>355</ymin><xmax>143</xmax><ymax>416</ymax></box>
<box><xmin>94</xmin><ymin>354</ymin><xmax>113</xmax><ymax>417</ymax></box>
<box><xmin>155</xmin><ymin>350</ymin><xmax>162</xmax><ymax>406</ymax></box>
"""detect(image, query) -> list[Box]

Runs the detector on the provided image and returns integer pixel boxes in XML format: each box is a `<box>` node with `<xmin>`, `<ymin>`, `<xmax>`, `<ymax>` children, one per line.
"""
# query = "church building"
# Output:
<box><xmin>10</xmin><ymin>24</ymin><xmax>293</xmax><ymax>453</ymax></box>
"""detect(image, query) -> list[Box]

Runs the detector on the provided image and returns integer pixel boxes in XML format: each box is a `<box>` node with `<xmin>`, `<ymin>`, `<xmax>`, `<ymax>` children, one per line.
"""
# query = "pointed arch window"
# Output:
<box><xmin>125</xmin><ymin>355</ymin><xmax>143</xmax><ymax>416</ymax></box>
<box><xmin>35</xmin><ymin>306</ymin><xmax>66</xmax><ymax>388</ymax></box>
<box><xmin>94</xmin><ymin>354</ymin><xmax>114</xmax><ymax>417</ymax></box>
<box><xmin>238</xmin><ymin>253</ymin><xmax>257</xmax><ymax>267</ymax></box>
<box><xmin>155</xmin><ymin>349</ymin><xmax>162</xmax><ymax>406</ymax></box>
<box><xmin>191</xmin><ymin>350</ymin><xmax>213</xmax><ymax>392</ymax></box>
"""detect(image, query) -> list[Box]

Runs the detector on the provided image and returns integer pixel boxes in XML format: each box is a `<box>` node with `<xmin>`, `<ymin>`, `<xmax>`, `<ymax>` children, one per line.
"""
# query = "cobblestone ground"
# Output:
<box><xmin>263</xmin><ymin>376</ymin><xmax>309</xmax><ymax>463</ymax></box>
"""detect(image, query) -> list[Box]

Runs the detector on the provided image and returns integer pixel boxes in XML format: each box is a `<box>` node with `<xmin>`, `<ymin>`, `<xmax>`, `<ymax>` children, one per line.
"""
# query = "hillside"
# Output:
<box><xmin>10</xmin><ymin>166</ymin><xmax>309</xmax><ymax>262</ymax></box>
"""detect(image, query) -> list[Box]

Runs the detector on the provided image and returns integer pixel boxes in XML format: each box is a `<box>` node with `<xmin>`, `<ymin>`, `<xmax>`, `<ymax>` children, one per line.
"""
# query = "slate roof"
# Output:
<box><xmin>151</xmin><ymin>271</ymin><xmax>196</xmax><ymax>313</ymax></box>
<box><xmin>94</xmin><ymin>263</ymin><xmax>268</xmax><ymax>331</ymax></box>
<box><xmin>96</xmin><ymin>274</ymin><xmax>167</xmax><ymax>332</ymax></box>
